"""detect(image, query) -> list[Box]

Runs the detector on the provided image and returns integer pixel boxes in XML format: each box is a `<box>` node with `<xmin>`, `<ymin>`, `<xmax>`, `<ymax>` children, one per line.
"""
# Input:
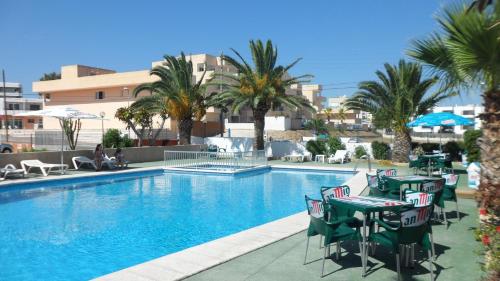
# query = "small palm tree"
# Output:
<box><xmin>345</xmin><ymin>60</ymin><xmax>455</xmax><ymax>163</ymax></box>
<box><xmin>133</xmin><ymin>53</ymin><xmax>208</xmax><ymax>145</ymax></box>
<box><xmin>323</xmin><ymin>108</ymin><xmax>333</xmax><ymax>123</ymax></box>
<box><xmin>408</xmin><ymin>2</ymin><xmax>500</xmax><ymax>221</ymax></box>
<box><xmin>337</xmin><ymin>106</ymin><xmax>347</xmax><ymax>129</ymax></box>
<box><xmin>304</xmin><ymin>118</ymin><xmax>328</xmax><ymax>136</ymax></box>
<box><xmin>212</xmin><ymin>40</ymin><xmax>315</xmax><ymax>150</ymax></box>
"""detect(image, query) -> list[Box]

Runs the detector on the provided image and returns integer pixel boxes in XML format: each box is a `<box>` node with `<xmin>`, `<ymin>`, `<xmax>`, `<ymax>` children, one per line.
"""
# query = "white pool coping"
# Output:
<box><xmin>92</xmin><ymin>165</ymin><xmax>369</xmax><ymax>281</ymax></box>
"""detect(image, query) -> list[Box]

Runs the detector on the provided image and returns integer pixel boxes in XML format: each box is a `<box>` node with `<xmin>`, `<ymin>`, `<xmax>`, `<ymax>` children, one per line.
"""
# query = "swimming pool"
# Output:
<box><xmin>0</xmin><ymin>168</ymin><xmax>352</xmax><ymax>281</ymax></box>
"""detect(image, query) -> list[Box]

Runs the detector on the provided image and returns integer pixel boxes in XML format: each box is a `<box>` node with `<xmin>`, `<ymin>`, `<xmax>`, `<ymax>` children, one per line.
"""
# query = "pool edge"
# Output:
<box><xmin>91</xmin><ymin>165</ymin><xmax>369</xmax><ymax>281</ymax></box>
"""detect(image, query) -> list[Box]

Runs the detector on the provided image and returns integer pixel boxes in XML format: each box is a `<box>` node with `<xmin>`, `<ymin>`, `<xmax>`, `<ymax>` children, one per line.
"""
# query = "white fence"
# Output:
<box><xmin>164</xmin><ymin>150</ymin><xmax>267</xmax><ymax>171</ymax></box>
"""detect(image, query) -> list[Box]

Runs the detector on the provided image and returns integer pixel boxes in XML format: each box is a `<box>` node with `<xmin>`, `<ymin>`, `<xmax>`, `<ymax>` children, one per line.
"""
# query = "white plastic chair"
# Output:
<box><xmin>20</xmin><ymin>160</ymin><xmax>68</xmax><ymax>176</ymax></box>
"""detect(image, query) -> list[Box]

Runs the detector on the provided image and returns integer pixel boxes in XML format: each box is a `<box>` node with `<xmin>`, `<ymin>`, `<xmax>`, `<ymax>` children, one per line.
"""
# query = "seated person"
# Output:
<box><xmin>113</xmin><ymin>148</ymin><xmax>128</xmax><ymax>168</ymax></box>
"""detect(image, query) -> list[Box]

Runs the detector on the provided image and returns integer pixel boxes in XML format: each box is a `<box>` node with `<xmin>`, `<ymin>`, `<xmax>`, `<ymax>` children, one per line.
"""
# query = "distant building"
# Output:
<box><xmin>33</xmin><ymin>54</ymin><xmax>322</xmax><ymax>139</ymax></box>
<box><xmin>323</xmin><ymin>95</ymin><xmax>372</xmax><ymax>129</ymax></box>
<box><xmin>0</xmin><ymin>82</ymin><xmax>43</xmax><ymax>129</ymax></box>
<box><xmin>412</xmin><ymin>104</ymin><xmax>483</xmax><ymax>134</ymax></box>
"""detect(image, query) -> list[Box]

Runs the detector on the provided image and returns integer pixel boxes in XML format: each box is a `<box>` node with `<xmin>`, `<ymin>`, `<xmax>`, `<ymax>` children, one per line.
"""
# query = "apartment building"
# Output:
<box><xmin>323</xmin><ymin>95</ymin><xmax>371</xmax><ymax>128</ymax></box>
<box><xmin>33</xmin><ymin>54</ymin><xmax>323</xmax><ymax>139</ymax></box>
<box><xmin>0</xmin><ymin>82</ymin><xmax>43</xmax><ymax>129</ymax></box>
<box><xmin>412</xmin><ymin>104</ymin><xmax>483</xmax><ymax>134</ymax></box>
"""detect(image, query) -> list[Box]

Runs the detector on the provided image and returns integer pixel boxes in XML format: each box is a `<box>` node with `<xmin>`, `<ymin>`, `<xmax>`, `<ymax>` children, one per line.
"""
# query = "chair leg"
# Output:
<box><xmin>443</xmin><ymin>208</ymin><xmax>448</xmax><ymax>227</ymax></box>
<box><xmin>456</xmin><ymin>201</ymin><xmax>460</xmax><ymax>221</ymax></box>
<box><xmin>304</xmin><ymin>236</ymin><xmax>310</xmax><ymax>265</ymax></box>
<box><xmin>319</xmin><ymin>235</ymin><xmax>322</xmax><ymax>249</ymax></box>
<box><xmin>430</xmin><ymin>233</ymin><xmax>436</xmax><ymax>261</ymax></box>
<box><xmin>336</xmin><ymin>241</ymin><xmax>340</xmax><ymax>260</ymax></box>
<box><xmin>428</xmin><ymin>249</ymin><xmax>434</xmax><ymax>281</ymax></box>
<box><xmin>328</xmin><ymin>244</ymin><xmax>331</xmax><ymax>257</ymax></box>
<box><xmin>405</xmin><ymin>245</ymin><xmax>410</xmax><ymax>267</ymax></box>
<box><xmin>396</xmin><ymin>253</ymin><xmax>401</xmax><ymax>281</ymax></box>
<box><xmin>411</xmin><ymin>244</ymin><xmax>415</xmax><ymax>268</ymax></box>
<box><xmin>321</xmin><ymin>245</ymin><xmax>327</xmax><ymax>277</ymax></box>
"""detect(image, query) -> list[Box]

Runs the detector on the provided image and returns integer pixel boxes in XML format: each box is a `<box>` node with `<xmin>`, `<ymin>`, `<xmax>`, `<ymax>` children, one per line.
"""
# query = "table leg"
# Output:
<box><xmin>362</xmin><ymin>213</ymin><xmax>367</xmax><ymax>277</ymax></box>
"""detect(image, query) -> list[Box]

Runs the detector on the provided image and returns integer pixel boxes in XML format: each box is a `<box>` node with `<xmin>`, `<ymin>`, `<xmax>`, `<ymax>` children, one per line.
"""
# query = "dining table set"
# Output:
<box><xmin>304</xmin><ymin>168</ymin><xmax>457</xmax><ymax>280</ymax></box>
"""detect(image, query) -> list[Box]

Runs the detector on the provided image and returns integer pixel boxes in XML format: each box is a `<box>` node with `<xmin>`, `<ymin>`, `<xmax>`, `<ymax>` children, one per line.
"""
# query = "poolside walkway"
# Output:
<box><xmin>185</xmin><ymin>198</ymin><xmax>482</xmax><ymax>281</ymax></box>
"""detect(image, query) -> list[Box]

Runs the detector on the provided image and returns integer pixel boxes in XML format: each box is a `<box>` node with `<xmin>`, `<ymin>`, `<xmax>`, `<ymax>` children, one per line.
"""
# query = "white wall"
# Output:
<box><xmin>224</xmin><ymin>116</ymin><xmax>291</xmax><ymax>132</ymax></box>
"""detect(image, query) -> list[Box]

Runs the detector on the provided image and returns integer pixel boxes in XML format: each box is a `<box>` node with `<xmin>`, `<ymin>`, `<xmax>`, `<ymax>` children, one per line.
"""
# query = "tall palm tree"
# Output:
<box><xmin>304</xmin><ymin>118</ymin><xmax>328</xmax><ymax>136</ymax></box>
<box><xmin>133</xmin><ymin>53</ymin><xmax>208</xmax><ymax>145</ymax></box>
<box><xmin>345</xmin><ymin>60</ymin><xmax>455</xmax><ymax>163</ymax></box>
<box><xmin>408</xmin><ymin>2</ymin><xmax>500</xmax><ymax>220</ymax></box>
<box><xmin>337</xmin><ymin>106</ymin><xmax>347</xmax><ymax>129</ymax></box>
<box><xmin>212</xmin><ymin>40</ymin><xmax>315</xmax><ymax>150</ymax></box>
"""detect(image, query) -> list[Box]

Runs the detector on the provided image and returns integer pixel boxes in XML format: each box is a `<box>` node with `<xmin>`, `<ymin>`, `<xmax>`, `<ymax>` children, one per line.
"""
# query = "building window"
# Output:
<box><xmin>95</xmin><ymin>91</ymin><xmax>105</xmax><ymax>100</ymax></box>
<box><xmin>37</xmin><ymin>119</ymin><xmax>43</xmax><ymax>129</ymax></box>
<box><xmin>28</xmin><ymin>119</ymin><xmax>35</xmax><ymax>123</ymax></box>
<box><xmin>29</xmin><ymin>104</ymin><xmax>41</xmax><ymax>110</ymax></box>
<box><xmin>197</xmin><ymin>63</ymin><xmax>205</xmax><ymax>72</ymax></box>
<box><xmin>7</xmin><ymin>119</ymin><xmax>23</xmax><ymax>129</ymax></box>
<box><xmin>8</xmin><ymin>104</ymin><xmax>20</xmax><ymax>110</ymax></box>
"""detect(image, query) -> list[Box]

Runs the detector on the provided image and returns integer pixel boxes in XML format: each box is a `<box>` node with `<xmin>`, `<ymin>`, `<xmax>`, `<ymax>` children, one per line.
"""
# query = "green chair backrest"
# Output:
<box><xmin>404</xmin><ymin>189</ymin><xmax>434</xmax><ymax>207</ymax></box>
<box><xmin>305</xmin><ymin>195</ymin><xmax>324</xmax><ymax>218</ymax></box>
<box><xmin>442</xmin><ymin>173</ymin><xmax>459</xmax><ymax>187</ymax></box>
<box><xmin>320</xmin><ymin>185</ymin><xmax>353</xmax><ymax>219</ymax></box>
<box><xmin>397</xmin><ymin>201</ymin><xmax>434</xmax><ymax>246</ymax></box>
<box><xmin>377</xmin><ymin>169</ymin><xmax>397</xmax><ymax>178</ymax></box>
<box><xmin>321</xmin><ymin>185</ymin><xmax>350</xmax><ymax>201</ymax></box>
<box><xmin>401</xmin><ymin>204</ymin><xmax>433</xmax><ymax>228</ymax></box>
<box><xmin>421</xmin><ymin>179</ymin><xmax>445</xmax><ymax>206</ymax></box>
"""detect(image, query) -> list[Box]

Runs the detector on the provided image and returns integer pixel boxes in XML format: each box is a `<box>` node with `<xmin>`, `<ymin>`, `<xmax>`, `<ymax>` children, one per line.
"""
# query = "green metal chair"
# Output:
<box><xmin>441</xmin><ymin>174</ymin><xmax>460</xmax><ymax>220</ymax></box>
<box><xmin>366</xmin><ymin>174</ymin><xmax>388</xmax><ymax>197</ymax></box>
<box><xmin>409</xmin><ymin>157</ymin><xmax>428</xmax><ymax>175</ymax></box>
<box><xmin>376</xmin><ymin>169</ymin><xmax>400</xmax><ymax>199</ymax></box>
<box><xmin>421</xmin><ymin>179</ymin><xmax>447</xmax><ymax>226</ymax></box>
<box><xmin>304</xmin><ymin>195</ymin><xmax>361</xmax><ymax>277</ymax></box>
<box><xmin>320</xmin><ymin>185</ymin><xmax>362</xmax><ymax>226</ymax></box>
<box><xmin>368</xmin><ymin>198</ymin><xmax>435</xmax><ymax>281</ymax></box>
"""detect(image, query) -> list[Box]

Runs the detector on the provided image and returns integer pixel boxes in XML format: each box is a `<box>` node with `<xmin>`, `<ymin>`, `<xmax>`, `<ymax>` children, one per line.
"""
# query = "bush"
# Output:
<box><xmin>103</xmin><ymin>129</ymin><xmax>122</xmax><ymax>148</ymax></box>
<box><xmin>420</xmin><ymin>143</ymin><xmax>441</xmax><ymax>153</ymax></box>
<box><xmin>371</xmin><ymin>141</ymin><xmax>390</xmax><ymax>160</ymax></box>
<box><xmin>464</xmin><ymin>129</ymin><xmax>482</xmax><ymax>162</ymax></box>
<box><xmin>354</xmin><ymin>146</ymin><xmax>367</xmax><ymax>159</ymax></box>
<box><xmin>442</xmin><ymin>141</ymin><xmax>465</xmax><ymax>161</ymax></box>
<box><xmin>326</xmin><ymin>136</ymin><xmax>345</xmax><ymax>155</ymax></box>
<box><xmin>306</xmin><ymin>140</ymin><xmax>326</xmax><ymax>158</ymax></box>
<box><xmin>103</xmin><ymin>129</ymin><xmax>134</xmax><ymax>148</ymax></box>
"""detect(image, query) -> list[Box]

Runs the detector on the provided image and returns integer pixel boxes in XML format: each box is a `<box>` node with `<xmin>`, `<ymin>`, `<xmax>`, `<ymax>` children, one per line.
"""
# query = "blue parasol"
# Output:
<box><xmin>407</xmin><ymin>112</ymin><xmax>473</xmax><ymax>127</ymax></box>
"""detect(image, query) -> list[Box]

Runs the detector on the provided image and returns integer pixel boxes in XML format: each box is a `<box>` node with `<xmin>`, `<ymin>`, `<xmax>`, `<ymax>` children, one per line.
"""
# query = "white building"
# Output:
<box><xmin>323</xmin><ymin>95</ymin><xmax>372</xmax><ymax>128</ymax></box>
<box><xmin>0</xmin><ymin>82</ymin><xmax>43</xmax><ymax>129</ymax></box>
<box><xmin>412</xmin><ymin>104</ymin><xmax>483</xmax><ymax>134</ymax></box>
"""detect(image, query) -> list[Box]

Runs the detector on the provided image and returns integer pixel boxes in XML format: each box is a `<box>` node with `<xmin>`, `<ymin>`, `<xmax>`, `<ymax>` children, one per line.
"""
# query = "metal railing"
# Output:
<box><xmin>164</xmin><ymin>150</ymin><xmax>267</xmax><ymax>171</ymax></box>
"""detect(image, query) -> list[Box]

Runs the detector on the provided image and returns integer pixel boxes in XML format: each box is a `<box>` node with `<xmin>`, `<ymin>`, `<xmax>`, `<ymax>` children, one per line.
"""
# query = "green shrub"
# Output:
<box><xmin>371</xmin><ymin>141</ymin><xmax>390</xmax><ymax>160</ymax></box>
<box><xmin>306</xmin><ymin>140</ymin><xmax>326</xmax><ymax>158</ymax></box>
<box><xmin>121</xmin><ymin>135</ymin><xmax>134</xmax><ymax>147</ymax></box>
<box><xmin>464</xmin><ymin>129</ymin><xmax>482</xmax><ymax>162</ymax></box>
<box><xmin>420</xmin><ymin>143</ymin><xmax>441</xmax><ymax>153</ymax></box>
<box><xmin>443</xmin><ymin>141</ymin><xmax>465</xmax><ymax>161</ymax></box>
<box><xmin>326</xmin><ymin>136</ymin><xmax>345</xmax><ymax>155</ymax></box>
<box><xmin>354</xmin><ymin>146</ymin><xmax>367</xmax><ymax>159</ymax></box>
<box><xmin>103</xmin><ymin>129</ymin><xmax>122</xmax><ymax>148</ymax></box>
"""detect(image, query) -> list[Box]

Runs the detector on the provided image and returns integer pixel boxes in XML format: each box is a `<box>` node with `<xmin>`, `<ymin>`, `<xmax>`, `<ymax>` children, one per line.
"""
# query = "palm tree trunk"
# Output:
<box><xmin>478</xmin><ymin>90</ymin><xmax>500</xmax><ymax>214</ymax></box>
<box><xmin>253</xmin><ymin>112</ymin><xmax>266</xmax><ymax>150</ymax></box>
<box><xmin>178</xmin><ymin>118</ymin><xmax>193</xmax><ymax>145</ymax></box>
<box><xmin>392</xmin><ymin>129</ymin><xmax>411</xmax><ymax>163</ymax></box>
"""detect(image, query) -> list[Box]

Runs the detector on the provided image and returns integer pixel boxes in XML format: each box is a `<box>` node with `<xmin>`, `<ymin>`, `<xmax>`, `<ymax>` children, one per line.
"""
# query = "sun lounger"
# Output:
<box><xmin>106</xmin><ymin>155</ymin><xmax>128</xmax><ymax>168</ymax></box>
<box><xmin>72</xmin><ymin>156</ymin><xmax>97</xmax><ymax>170</ymax></box>
<box><xmin>0</xmin><ymin>164</ymin><xmax>25</xmax><ymax>180</ymax></box>
<box><xmin>327</xmin><ymin>150</ymin><xmax>349</xmax><ymax>164</ymax></box>
<box><xmin>20</xmin><ymin>160</ymin><xmax>68</xmax><ymax>176</ymax></box>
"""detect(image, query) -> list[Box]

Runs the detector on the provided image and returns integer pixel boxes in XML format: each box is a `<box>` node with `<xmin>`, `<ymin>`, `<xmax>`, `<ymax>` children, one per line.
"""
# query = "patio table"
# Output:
<box><xmin>327</xmin><ymin>196</ymin><xmax>413</xmax><ymax>277</ymax></box>
<box><xmin>384</xmin><ymin>175</ymin><xmax>438</xmax><ymax>200</ymax></box>
<box><xmin>420</xmin><ymin>155</ymin><xmax>444</xmax><ymax>175</ymax></box>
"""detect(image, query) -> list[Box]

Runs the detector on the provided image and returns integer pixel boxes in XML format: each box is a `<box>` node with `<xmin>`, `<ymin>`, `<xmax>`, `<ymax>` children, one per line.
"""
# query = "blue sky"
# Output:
<box><xmin>1</xmin><ymin>0</ymin><xmax>481</xmax><ymax>105</ymax></box>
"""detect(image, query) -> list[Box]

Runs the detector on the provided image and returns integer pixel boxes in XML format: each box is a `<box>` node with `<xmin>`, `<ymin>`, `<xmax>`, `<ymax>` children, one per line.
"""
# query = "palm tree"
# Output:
<box><xmin>133</xmin><ymin>53</ymin><xmax>208</xmax><ymax>145</ymax></box>
<box><xmin>323</xmin><ymin>108</ymin><xmax>333</xmax><ymax>122</ymax></box>
<box><xmin>304</xmin><ymin>118</ymin><xmax>328</xmax><ymax>136</ymax></box>
<box><xmin>408</xmin><ymin>2</ymin><xmax>500</xmax><ymax>221</ymax></box>
<box><xmin>345</xmin><ymin>60</ymin><xmax>455</xmax><ymax>163</ymax></box>
<box><xmin>212</xmin><ymin>40</ymin><xmax>315</xmax><ymax>150</ymax></box>
<box><xmin>337</xmin><ymin>106</ymin><xmax>347</xmax><ymax>129</ymax></box>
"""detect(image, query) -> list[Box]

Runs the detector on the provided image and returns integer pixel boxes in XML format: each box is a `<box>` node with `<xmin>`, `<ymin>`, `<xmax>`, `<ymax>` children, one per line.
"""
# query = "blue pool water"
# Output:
<box><xmin>0</xmin><ymin>168</ymin><xmax>352</xmax><ymax>281</ymax></box>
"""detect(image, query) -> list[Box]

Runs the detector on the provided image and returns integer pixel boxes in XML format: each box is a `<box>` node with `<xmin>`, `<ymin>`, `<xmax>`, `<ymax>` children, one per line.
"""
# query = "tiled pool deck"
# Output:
<box><xmin>0</xmin><ymin>159</ymin><xmax>480</xmax><ymax>280</ymax></box>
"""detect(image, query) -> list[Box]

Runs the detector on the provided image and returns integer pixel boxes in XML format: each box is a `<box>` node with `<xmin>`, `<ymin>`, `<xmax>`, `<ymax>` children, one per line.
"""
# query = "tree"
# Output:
<box><xmin>304</xmin><ymin>118</ymin><xmax>328</xmax><ymax>135</ymax></box>
<box><xmin>323</xmin><ymin>108</ymin><xmax>333</xmax><ymax>122</ymax></box>
<box><xmin>131</xmin><ymin>96</ymin><xmax>170</xmax><ymax>145</ymax></box>
<box><xmin>133</xmin><ymin>53</ymin><xmax>208</xmax><ymax>145</ymax></box>
<box><xmin>213</xmin><ymin>40</ymin><xmax>315</xmax><ymax>150</ymax></box>
<box><xmin>39</xmin><ymin>72</ymin><xmax>61</xmax><ymax>81</ymax></box>
<box><xmin>337</xmin><ymin>106</ymin><xmax>347</xmax><ymax>129</ymax></box>
<box><xmin>345</xmin><ymin>60</ymin><xmax>454</xmax><ymax>162</ymax></box>
<box><xmin>60</xmin><ymin>118</ymin><xmax>81</xmax><ymax>150</ymax></box>
<box><xmin>115</xmin><ymin>106</ymin><xmax>156</xmax><ymax>147</ymax></box>
<box><xmin>408</xmin><ymin>3</ymin><xmax>499</xmax><ymax>217</ymax></box>
<box><xmin>206</xmin><ymin>92</ymin><xmax>231</xmax><ymax>137</ymax></box>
